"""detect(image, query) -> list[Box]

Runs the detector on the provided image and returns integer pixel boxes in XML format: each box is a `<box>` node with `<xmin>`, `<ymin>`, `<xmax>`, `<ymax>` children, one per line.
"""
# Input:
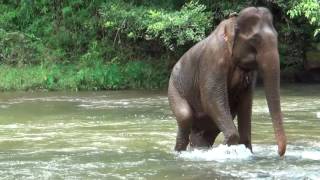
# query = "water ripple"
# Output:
<box><xmin>0</xmin><ymin>87</ymin><xmax>319</xmax><ymax>179</ymax></box>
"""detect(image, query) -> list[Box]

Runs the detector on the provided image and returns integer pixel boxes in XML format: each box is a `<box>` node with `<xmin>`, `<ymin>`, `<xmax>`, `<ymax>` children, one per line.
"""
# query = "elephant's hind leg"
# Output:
<box><xmin>190</xmin><ymin>128</ymin><xmax>220</xmax><ymax>148</ymax></box>
<box><xmin>190</xmin><ymin>115</ymin><xmax>221</xmax><ymax>148</ymax></box>
<box><xmin>168</xmin><ymin>84</ymin><xmax>193</xmax><ymax>151</ymax></box>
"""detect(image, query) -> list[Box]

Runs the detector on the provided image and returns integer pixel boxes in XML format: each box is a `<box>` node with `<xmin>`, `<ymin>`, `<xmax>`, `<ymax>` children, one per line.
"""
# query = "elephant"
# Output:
<box><xmin>168</xmin><ymin>7</ymin><xmax>287</xmax><ymax>156</ymax></box>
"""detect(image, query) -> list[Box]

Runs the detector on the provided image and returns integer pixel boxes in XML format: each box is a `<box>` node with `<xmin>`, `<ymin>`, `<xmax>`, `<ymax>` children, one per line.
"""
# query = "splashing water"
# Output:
<box><xmin>178</xmin><ymin>145</ymin><xmax>252</xmax><ymax>162</ymax></box>
<box><xmin>301</xmin><ymin>151</ymin><xmax>320</xmax><ymax>160</ymax></box>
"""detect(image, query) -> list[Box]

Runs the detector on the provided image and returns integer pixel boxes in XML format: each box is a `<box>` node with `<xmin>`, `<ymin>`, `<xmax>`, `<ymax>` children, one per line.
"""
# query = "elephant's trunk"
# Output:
<box><xmin>258</xmin><ymin>48</ymin><xmax>287</xmax><ymax>157</ymax></box>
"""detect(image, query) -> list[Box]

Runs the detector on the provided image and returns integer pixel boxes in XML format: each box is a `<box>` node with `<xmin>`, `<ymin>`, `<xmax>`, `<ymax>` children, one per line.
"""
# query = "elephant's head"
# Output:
<box><xmin>226</xmin><ymin>7</ymin><xmax>287</xmax><ymax>156</ymax></box>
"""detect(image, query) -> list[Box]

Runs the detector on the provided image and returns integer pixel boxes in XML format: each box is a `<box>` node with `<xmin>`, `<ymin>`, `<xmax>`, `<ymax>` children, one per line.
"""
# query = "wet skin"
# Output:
<box><xmin>168</xmin><ymin>7</ymin><xmax>286</xmax><ymax>156</ymax></box>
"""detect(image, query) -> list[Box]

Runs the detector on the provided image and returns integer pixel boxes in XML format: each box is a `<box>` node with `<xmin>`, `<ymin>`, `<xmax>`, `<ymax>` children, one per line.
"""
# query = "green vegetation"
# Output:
<box><xmin>0</xmin><ymin>0</ymin><xmax>319</xmax><ymax>91</ymax></box>
<box><xmin>101</xmin><ymin>1</ymin><xmax>212</xmax><ymax>49</ymax></box>
<box><xmin>288</xmin><ymin>0</ymin><xmax>320</xmax><ymax>37</ymax></box>
<box><xmin>0</xmin><ymin>62</ymin><xmax>167</xmax><ymax>91</ymax></box>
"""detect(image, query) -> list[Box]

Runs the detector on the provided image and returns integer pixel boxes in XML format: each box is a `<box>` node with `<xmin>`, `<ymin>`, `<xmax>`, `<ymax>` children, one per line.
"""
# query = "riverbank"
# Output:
<box><xmin>0</xmin><ymin>63</ymin><xmax>318</xmax><ymax>92</ymax></box>
<box><xmin>0</xmin><ymin>63</ymin><xmax>168</xmax><ymax>91</ymax></box>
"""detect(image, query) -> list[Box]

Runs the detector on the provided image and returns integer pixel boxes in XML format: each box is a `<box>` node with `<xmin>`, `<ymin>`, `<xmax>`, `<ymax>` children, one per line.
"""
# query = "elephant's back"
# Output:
<box><xmin>170</xmin><ymin>36</ymin><xmax>209</xmax><ymax>80</ymax></box>
<box><xmin>168</xmin><ymin>39</ymin><xmax>210</xmax><ymax>108</ymax></box>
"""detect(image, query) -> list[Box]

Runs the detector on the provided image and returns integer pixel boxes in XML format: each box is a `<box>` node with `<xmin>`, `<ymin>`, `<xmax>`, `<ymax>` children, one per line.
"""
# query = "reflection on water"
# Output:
<box><xmin>0</xmin><ymin>84</ymin><xmax>319</xmax><ymax>179</ymax></box>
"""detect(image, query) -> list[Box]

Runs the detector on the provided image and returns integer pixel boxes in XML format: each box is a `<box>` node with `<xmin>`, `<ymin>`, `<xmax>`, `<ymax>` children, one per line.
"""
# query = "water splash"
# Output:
<box><xmin>302</xmin><ymin>151</ymin><xmax>320</xmax><ymax>160</ymax></box>
<box><xmin>178</xmin><ymin>145</ymin><xmax>252</xmax><ymax>162</ymax></box>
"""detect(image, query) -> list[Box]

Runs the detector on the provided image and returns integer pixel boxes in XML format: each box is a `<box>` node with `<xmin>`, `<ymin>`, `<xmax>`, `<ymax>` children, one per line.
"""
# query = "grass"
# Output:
<box><xmin>0</xmin><ymin>61</ymin><xmax>169</xmax><ymax>91</ymax></box>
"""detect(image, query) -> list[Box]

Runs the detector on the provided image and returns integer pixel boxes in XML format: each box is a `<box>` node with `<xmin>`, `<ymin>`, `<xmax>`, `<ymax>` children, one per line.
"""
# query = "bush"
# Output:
<box><xmin>100</xmin><ymin>1</ymin><xmax>212</xmax><ymax>50</ymax></box>
<box><xmin>288</xmin><ymin>0</ymin><xmax>320</xmax><ymax>37</ymax></box>
<box><xmin>124</xmin><ymin>61</ymin><xmax>168</xmax><ymax>89</ymax></box>
<box><xmin>0</xmin><ymin>29</ymin><xmax>47</xmax><ymax>66</ymax></box>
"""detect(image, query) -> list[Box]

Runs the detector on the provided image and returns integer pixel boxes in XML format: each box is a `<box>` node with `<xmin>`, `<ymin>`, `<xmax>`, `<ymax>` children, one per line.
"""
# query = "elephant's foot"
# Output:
<box><xmin>174</xmin><ymin>130</ymin><xmax>190</xmax><ymax>151</ymax></box>
<box><xmin>240</xmin><ymin>139</ymin><xmax>252</xmax><ymax>152</ymax></box>
<box><xmin>245</xmin><ymin>143</ymin><xmax>252</xmax><ymax>152</ymax></box>
<box><xmin>223</xmin><ymin>131</ymin><xmax>240</xmax><ymax>146</ymax></box>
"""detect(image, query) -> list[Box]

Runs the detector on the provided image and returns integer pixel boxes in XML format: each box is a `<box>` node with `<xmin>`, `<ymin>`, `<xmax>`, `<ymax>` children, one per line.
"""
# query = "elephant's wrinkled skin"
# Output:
<box><xmin>168</xmin><ymin>7</ymin><xmax>287</xmax><ymax>156</ymax></box>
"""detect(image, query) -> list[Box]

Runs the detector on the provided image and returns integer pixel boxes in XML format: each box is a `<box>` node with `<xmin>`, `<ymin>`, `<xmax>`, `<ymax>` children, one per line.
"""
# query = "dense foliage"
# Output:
<box><xmin>101</xmin><ymin>1</ymin><xmax>212</xmax><ymax>50</ymax></box>
<box><xmin>288</xmin><ymin>0</ymin><xmax>320</xmax><ymax>36</ymax></box>
<box><xmin>0</xmin><ymin>0</ymin><xmax>319</xmax><ymax>90</ymax></box>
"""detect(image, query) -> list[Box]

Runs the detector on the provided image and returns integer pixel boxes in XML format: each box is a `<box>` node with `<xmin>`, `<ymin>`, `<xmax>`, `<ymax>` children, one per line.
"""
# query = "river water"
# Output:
<box><xmin>0</xmin><ymin>84</ymin><xmax>319</xmax><ymax>179</ymax></box>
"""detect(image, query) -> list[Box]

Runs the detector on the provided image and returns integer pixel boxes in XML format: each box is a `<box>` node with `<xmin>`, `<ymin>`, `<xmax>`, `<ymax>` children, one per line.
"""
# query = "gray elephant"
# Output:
<box><xmin>168</xmin><ymin>7</ymin><xmax>286</xmax><ymax>156</ymax></box>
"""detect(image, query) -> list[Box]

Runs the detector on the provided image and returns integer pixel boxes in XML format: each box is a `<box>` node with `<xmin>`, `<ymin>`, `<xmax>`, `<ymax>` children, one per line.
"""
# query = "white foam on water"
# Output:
<box><xmin>275</xmin><ymin>144</ymin><xmax>320</xmax><ymax>162</ymax></box>
<box><xmin>302</xmin><ymin>151</ymin><xmax>320</xmax><ymax>160</ymax></box>
<box><xmin>317</xmin><ymin>112</ymin><xmax>320</xmax><ymax>118</ymax></box>
<box><xmin>0</xmin><ymin>124</ymin><xmax>20</xmax><ymax>129</ymax></box>
<box><xmin>178</xmin><ymin>145</ymin><xmax>252</xmax><ymax>162</ymax></box>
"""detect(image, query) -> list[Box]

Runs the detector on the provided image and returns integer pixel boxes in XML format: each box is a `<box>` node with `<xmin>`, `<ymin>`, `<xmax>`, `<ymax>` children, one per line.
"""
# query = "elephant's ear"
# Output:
<box><xmin>223</xmin><ymin>16</ymin><xmax>238</xmax><ymax>55</ymax></box>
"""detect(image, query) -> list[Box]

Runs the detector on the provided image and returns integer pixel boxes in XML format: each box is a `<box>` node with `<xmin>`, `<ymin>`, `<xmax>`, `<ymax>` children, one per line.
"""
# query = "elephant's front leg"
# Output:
<box><xmin>236</xmin><ymin>86</ymin><xmax>254</xmax><ymax>151</ymax></box>
<box><xmin>201</xmin><ymin>73</ymin><xmax>239</xmax><ymax>146</ymax></box>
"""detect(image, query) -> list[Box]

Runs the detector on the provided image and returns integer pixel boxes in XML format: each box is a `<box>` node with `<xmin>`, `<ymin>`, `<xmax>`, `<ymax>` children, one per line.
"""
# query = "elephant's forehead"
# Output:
<box><xmin>237</xmin><ymin>7</ymin><xmax>273</xmax><ymax>27</ymax></box>
<box><xmin>238</xmin><ymin>6</ymin><xmax>272</xmax><ymax>18</ymax></box>
<box><xmin>238</xmin><ymin>7</ymin><xmax>259</xmax><ymax>16</ymax></box>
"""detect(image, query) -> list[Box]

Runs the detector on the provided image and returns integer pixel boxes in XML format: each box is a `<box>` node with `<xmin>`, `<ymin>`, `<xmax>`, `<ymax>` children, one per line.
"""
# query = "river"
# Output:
<box><xmin>0</xmin><ymin>84</ymin><xmax>319</xmax><ymax>179</ymax></box>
